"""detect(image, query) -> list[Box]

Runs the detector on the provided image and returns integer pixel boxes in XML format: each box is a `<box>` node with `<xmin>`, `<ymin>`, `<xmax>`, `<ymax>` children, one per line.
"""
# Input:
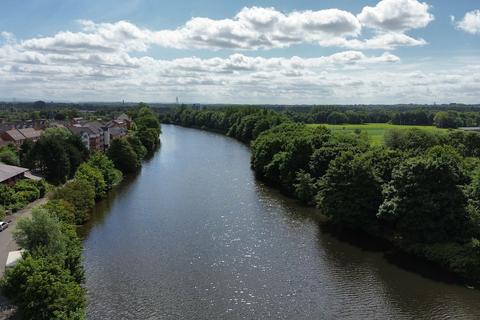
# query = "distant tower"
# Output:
<box><xmin>122</xmin><ymin>99</ymin><xmax>125</xmax><ymax>105</ymax></box>
<box><xmin>176</xmin><ymin>97</ymin><xmax>179</xmax><ymax>105</ymax></box>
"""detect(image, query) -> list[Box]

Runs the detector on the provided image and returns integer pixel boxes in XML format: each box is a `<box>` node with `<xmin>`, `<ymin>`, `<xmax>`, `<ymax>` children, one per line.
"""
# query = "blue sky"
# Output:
<box><xmin>0</xmin><ymin>0</ymin><xmax>479</xmax><ymax>103</ymax></box>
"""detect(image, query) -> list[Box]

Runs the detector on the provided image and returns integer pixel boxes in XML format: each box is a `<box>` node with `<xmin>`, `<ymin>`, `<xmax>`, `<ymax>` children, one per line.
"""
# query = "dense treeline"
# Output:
<box><xmin>168</xmin><ymin>107</ymin><xmax>480</xmax><ymax>281</ymax></box>
<box><xmin>283</xmin><ymin>108</ymin><xmax>479</xmax><ymax>128</ymax></box>
<box><xmin>159</xmin><ymin>104</ymin><xmax>480</xmax><ymax>129</ymax></box>
<box><xmin>0</xmin><ymin>104</ymin><xmax>161</xmax><ymax>319</ymax></box>
<box><xmin>108</xmin><ymin>103</ymin><xmax>162</xmax><ymax>173</ymax></box>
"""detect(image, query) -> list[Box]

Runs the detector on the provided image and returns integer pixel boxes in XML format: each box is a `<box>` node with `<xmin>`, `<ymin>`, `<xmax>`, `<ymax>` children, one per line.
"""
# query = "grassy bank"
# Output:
<box><xmin>308</xmin><ymin>123</ymin><xmax>446</xmax><ymax>145</ymax></box>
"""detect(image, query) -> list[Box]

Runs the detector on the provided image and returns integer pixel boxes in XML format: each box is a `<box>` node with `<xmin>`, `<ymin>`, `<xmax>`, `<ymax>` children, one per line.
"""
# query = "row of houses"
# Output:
<box><xmin>63</xmin><ymin>113</ymin><xmax>132</xmax><ymax>152</ymax></box>
<box><xmin>0</xmin><ymin>113</ymin><xmax>132</xmax><ymax>152</ymax></box>
<box><xmin>0</xmin><ymin>127</ymin><xmax>43</xmax><ymax>147</ymax></box>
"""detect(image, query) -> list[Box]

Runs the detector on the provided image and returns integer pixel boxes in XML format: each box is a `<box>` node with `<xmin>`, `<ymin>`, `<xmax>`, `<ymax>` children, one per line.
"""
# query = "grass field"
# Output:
<box><xmin>307</xmin><ymin>123</ymin><xmax>445</xmax><ymax>145</ymax></box>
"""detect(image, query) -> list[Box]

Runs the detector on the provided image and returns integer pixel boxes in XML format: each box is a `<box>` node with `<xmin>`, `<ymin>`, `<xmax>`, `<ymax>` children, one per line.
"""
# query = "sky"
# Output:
<box><xmin>0</xmin><ymin>0</ymin><xmax>479</xmax><ymax>104</ymax></box>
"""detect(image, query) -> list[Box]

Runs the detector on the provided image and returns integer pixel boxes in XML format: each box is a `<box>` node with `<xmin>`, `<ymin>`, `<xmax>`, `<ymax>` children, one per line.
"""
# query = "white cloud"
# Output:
<box><xmin>151</xmin><ymin>7</ymin><xmax>361</xmax><ymax>50</ymax></box>
<box><xmin>454</xmin><ymin>10</ymin><xmax>480</xmax><ymax>35</ymax></box>
<box><xmin>358</xmin><ymin>0</ymin><xmax>434</xmax><ymax>32</ymax></box>
<box><xmin>0</xmin><ymin>4</ymin><xmax>434</xmax><ymax>54</ymax></box>
<box><xmin>320</xmin><ymin>32</ymin><xmax>426</xmax><ymax>50</ymax></box>
<box><xmin>1</xmin><ymin>4</ymin><xmax>475</xmax><ymax>104</ymax></box>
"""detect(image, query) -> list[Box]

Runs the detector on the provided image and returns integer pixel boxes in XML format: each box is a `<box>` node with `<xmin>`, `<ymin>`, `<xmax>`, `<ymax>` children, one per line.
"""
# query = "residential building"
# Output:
<box><xmin>0</xmin><ymin>163</ymin><xmax>30</xmax><ymax>185</ymax></box>
<box><xmin>0</xmin><ymin>128</ymin><xmax>43</xmax><ymax>147</ymax></box>
<box><xmin>67</xmin><ymin>121</ymin><xmax>110</xmax><ymax>152</ymax></box>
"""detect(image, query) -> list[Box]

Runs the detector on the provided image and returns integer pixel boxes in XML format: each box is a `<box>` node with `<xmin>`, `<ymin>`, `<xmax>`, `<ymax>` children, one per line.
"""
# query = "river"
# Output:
<box><xmin>80</xmin><ymin>124</ymin><xmax>480</xmax><ymax>319</ymax></box>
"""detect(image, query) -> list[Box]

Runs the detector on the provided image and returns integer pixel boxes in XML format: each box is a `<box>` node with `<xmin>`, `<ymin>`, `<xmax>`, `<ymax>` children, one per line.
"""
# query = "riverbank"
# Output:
<box><xmin>165</xmin><ymin>108</ymin><xmax>480</xmax><ymax>284</ymax></box>
<box><xmin>81</xmin><ymin>124</ymin><xmax>480</xmax><ymax>319</ymax></box>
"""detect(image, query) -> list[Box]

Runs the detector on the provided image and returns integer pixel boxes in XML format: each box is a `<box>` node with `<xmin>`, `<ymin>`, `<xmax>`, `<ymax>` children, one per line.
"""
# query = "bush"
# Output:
<box><xmin>0</xmin><ymin>146</ymin><xmax>20</xmax><ymax>165</ymax></box>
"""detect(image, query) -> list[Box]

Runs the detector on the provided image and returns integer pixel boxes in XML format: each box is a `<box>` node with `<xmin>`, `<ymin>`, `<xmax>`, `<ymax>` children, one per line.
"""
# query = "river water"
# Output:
<box><xmin>80</xmin><ymin>124</ymin><xmax>480</xmax><ymax>319</ymax></box>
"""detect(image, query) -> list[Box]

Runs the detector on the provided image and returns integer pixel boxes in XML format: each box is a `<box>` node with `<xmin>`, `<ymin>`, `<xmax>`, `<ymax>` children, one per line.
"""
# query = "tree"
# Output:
<box><xmin>294</xmin><ymin>170</ymin><xmax>317</xmax><ymax>205</ymax></box>
<box><xmin>52</xmin><ymin>180</ymin><xmax>95</xmax><ymax>224</ymax></box>
<box><xmin>87</xmin><ymin>153</ymin><xmax>122</xmax><ymax>189</ymax></box>
<box><xmin>434</xmin><ymin>111</ymin><xmax>461</xmax><ymax>128</ymax></box>
<box><xmin>33</xmin><ymin>136</ymin><xmax>70</xmax><ymax>184</ymax></box>
<box><xmin>136</xmin><ymin>127</ymin><xmax>160</xmax><ymax>153</ymax></box>
<box><xmin>1</xmin><ymin>254</ymin><xmax>85</xmax><ymax>320</ymax></box>
<box><xmin>317</xmin><ymin>151</ymin><xmax>382</xmax><ymax>230</ymax></box>
<box><xmin>384</xmin><ymin>128</ymin><xmax>439</xmax><ymax>154</ymax></box>
<box><xmin>41</xmin><ymin>200</ymin><xmax>76</xmax><ymax>224</ymax></box>
<box><xmin>326</xmin><ymin>112</ymin><xmax>348</xmax><ymax>124</ymax></box>
<box><xmin>378</xmin><ymin>146</ymin><xmax>470</xmax><ymax>243</ymax></box>
<box><xmin>74</xmin><ymin>163</ymin><xmax>106</xmax><ymax>199</ymax></box>
<box><xmin>107</xmin><ymin>138</ymin><xmax>140</xmax><ymax>174</ymax></box>
<box><xmin>14</xmin><ymin>209</ymin><xmax>67</xmax><ymax>255</ymax></box>
<box><xmin>126</xmin><ymin>134</ymin><xmax>147</xmax><ymax>160</ymax></box>
<box><xmin>19</xmin><ymin>139</ymin><xmax>34</xmax><ymax>167</ymax></box>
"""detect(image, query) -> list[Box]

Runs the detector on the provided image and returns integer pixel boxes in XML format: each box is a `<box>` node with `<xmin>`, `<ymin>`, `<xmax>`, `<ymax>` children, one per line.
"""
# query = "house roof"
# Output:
<box><xmin>84</xmin><ymin>121</ymin><xmax>104</xmax><ymax>134</ymax></box>
<box><xmin>110</xmin><ymin>127</ymin><xmax>126</xmax><ymax>137</ymax></box>
<box><xmin>117</xmin><ymin>113</ymin><xmax>131</xmax><ymax>122</ymax></box>
<box><xmin>0</xmin><ymin>163</ymin><xmax>29</xmax><ymax>183</ymax></box>
<box><xmin>17</xmin><ymin>128</ymin><xmax>42</xmax><ymax>139</ymax></box>
<box><xmin>68</xmin><ymin>125</ymin><xmax>96</xmax><ymax>136</ymax></box>
<box><xmin>4</xmin><ymin>129</ymin><xmax>25</xmax><ymax>141</ymax></box>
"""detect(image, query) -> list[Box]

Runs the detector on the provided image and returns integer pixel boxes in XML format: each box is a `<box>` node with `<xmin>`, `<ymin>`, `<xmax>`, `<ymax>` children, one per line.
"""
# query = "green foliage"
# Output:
<box><xmin>384</xmin><ymin>128</ymin><xmax>440</xmax><ymax>154</ymax></box>
<box><xmin>41</xmin><ymin>200</ymin><xmax>76</xmax><ymax>224</ymax></box>
<box><xmin>410</xmin><ymin>240</ymin><xmax>480</xmax><ymax>280</ymax></box>
<box><xmin>14</xmin><ymin>209</ymin><xmax>68</xmax><ymax>255</ymax></box>
<box><xmin>378</xmin><ymin>146</ymin><xmax>470</xmax><ymax>243</ymax></box>
<box><xmin>136</xmin><ymin>127</ymin><xmax>160</xmax><ymax>152</ymax></box>
<box><xmin>0</xmin><ymin>145</ymin><xmax>20</xmax><ymax>165</ymax></box>
<box><xmin>326</xmin><ymin>111</ymin><xmax>348</xmax><ymax>124</ymax></box>
<box><xmin>24</xmin><ymin>128</ymin><xmax>88</xmax><ymax>184</ymax></box>
<box><xmin>1</xmin><ymin>254</ymin><xmax>85</xmax><ymax>320</ymax></box>
<box><xmin>126</xmin><ymin>134</ymin><xmax>147</xmax><ymax>160</ymax></box>
<box><xmin>294</xmin><ymin>171</ymin><xmax>317</xmax><ymax>205</ymax></box>
<box><xmin>107</xmin><ymin>138</ymin><xmax>140</xmax><ymax>174</ymax></box>
<box><xmin>317</xmin><ymin>152</ymin><xmax>382</xmax><ymax>230</ymax></box>
<box><xmin>74</xmin><ymin>163</ymin><xmax>107</xmax><ymax>199</ymax></box>
<box><xmin>434</xmin><ymin>111</ymin><xmax>461</xmax><ymax>128</ymax></box>
<box><xmin>2</xmin><ymin>206</ymin><xmax>86</xmax><ymax>319</ymax></box>
<box><xmin>0</xmin><ymin>179</ymin><xmax>43</xmax><ymax>212</ymax></box>
<box><xmin>169</xmin><ymin>106</ymin><xmax>480</xmax><ymax>280</ymax></box>
<box><xmin>131</xmin><ymin>103</ymin><xmax>162</xmax><ymax>153</ymax></box>
<box><xmin>87</xmin><ymin>153</ymin><xmax>122</xmax><ymax>189</ymax></box>
<box><xmin>52</xmin><ymin>180</ymin><xmax>95</xmax><ymax>224</ymax></box>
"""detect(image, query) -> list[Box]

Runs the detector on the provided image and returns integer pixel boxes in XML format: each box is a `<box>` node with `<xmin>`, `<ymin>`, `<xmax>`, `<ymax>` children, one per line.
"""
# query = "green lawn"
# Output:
<box><xmin>307</xmin><ymin>123</ymin><xmax>445</xmax><ymax>145</ymax></box>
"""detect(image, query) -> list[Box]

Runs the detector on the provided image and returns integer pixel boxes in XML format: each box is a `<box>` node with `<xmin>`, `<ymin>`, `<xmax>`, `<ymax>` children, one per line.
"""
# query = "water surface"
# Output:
<box><xmin>81</xmin><ymin>125</ymin><xmax>480</xmax><ymax>319</ymax></box>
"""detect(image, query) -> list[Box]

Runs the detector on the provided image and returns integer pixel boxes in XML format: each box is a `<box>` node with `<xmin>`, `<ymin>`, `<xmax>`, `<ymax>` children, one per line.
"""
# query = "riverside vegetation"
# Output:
<box><xmin>166</xmin><ymin>107</ymin><xmax>480</xmax><ymax>282</ymax></box>
<box><xmin>0</xmin><ymin>104</ymin><xmax>161</xmax><ymax>319</ymax></box>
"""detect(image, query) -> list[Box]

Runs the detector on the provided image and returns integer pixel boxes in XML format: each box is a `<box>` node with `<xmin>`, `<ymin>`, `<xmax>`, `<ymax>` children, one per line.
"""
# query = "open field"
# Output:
<box><xmin>307</xmin><ymin>123</ymin><xmax>447</xmax><ymax>145</ymax></box>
